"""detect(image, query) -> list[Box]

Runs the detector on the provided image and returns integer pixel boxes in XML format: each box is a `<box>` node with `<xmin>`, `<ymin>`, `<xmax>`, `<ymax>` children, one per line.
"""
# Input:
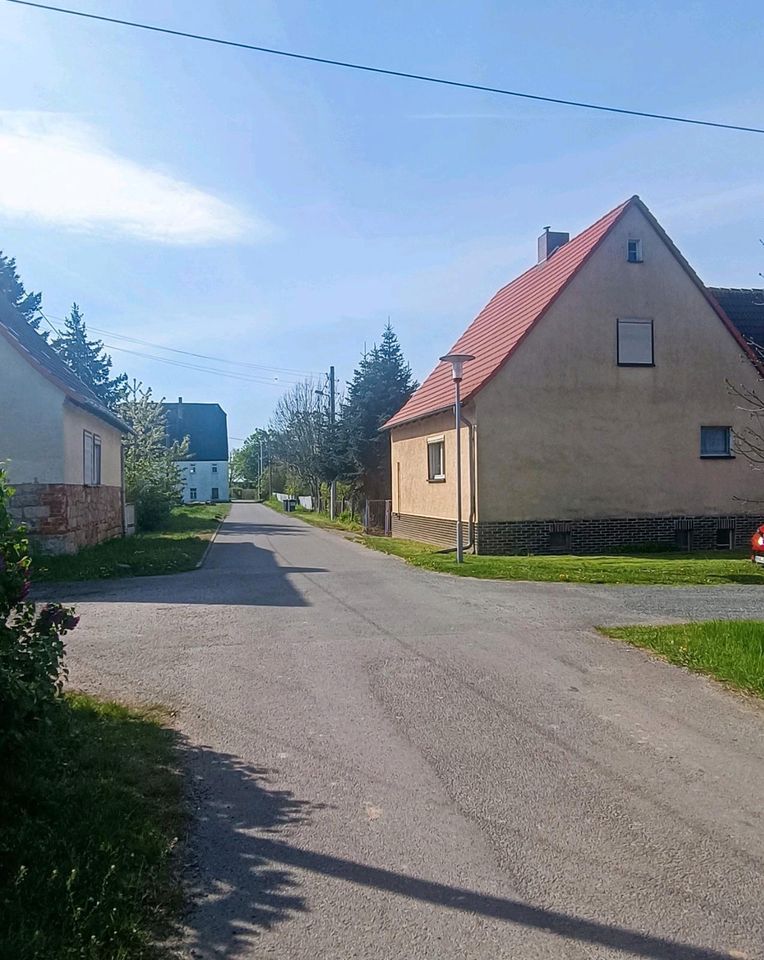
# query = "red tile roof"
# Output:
<box><xmin>384</xmin><ymin>197</ymin><xmax>635</xmax><ymax>429</ymax></box>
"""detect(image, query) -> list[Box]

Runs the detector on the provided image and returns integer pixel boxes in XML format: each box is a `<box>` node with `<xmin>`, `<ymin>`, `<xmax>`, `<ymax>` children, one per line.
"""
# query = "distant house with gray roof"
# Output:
<box><xmin>163</xmin><ymin>398</ymin><xmax>229</xmax><ymax>503</ymax></box>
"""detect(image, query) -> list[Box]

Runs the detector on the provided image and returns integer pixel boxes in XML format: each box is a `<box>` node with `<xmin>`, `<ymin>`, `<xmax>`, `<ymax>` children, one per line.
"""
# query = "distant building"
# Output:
<box><xmin>163</xmin><ymin>399</ymin><xmax>229</xmax><ymax>503</ymax></box>
<box><xmin>383</xmin><ymin>196</ymin><xmax>764</xmax><ymax>555</ymax></box>
<box><xmin>0</xmin><ymin>295</ymin><xmax>130</xmax><ymax>554</ymax></box>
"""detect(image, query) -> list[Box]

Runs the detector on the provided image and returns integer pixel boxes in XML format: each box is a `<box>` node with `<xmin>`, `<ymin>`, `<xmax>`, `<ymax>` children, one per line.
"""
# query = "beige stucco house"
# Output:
<box><xmin>0</xmin><ymin>296</ymin><xmax>129</xmax><ymax>554</ymax></box>
<box><xmin>384</xmin><ymin>196</ymin><xmax>764</xmax><ymax>554</ymax></box>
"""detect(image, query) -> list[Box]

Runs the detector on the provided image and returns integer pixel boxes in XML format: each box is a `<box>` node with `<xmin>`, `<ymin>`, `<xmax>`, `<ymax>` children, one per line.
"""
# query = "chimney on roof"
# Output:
<box><xmin>178</xmin><ymin>397</ymin><xmax>183</xmax><ymax>420</ymax></box>
<box><xmin>538</xmin><ymin>226</ymin><xmax>569</xmax><ymax>263</ymax></box>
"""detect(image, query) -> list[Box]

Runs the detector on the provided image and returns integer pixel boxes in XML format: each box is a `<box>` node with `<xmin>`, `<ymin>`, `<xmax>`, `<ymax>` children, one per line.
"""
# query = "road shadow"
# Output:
<box><xmin>177</xmin><ymin>741</ymin><xmax>738</xmax><ymax>960</ymax></box>
<box><xmin>35</xmin><ymin>541</ymin><xmax>327</xmax><ymax>607</ymax></box>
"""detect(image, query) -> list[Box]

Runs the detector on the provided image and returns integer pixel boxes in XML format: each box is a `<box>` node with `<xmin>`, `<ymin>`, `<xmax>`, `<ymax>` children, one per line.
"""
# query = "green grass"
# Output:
<box><xmin>362</xmin><ymin>536</ymin><xmax>764</xmax><ymax>585</ymax></box>
<box><xmin>264</xmin><ymin>496</ymin><xmax>362</xmax><ymax>533</ymax></box>
<box><xmin>0</xmin><ymin>694</ymin><xmax>183</xmax><ymax>959</ymax></box>
<box><xmin>601</xmin><ymin>621</ymin><xmax>764</xmax><ymax>697</ymax></box>
<box><xmin>33</xmin><ymin>503</ymin><xmax>230</xmax><ymax>582</ymax></box>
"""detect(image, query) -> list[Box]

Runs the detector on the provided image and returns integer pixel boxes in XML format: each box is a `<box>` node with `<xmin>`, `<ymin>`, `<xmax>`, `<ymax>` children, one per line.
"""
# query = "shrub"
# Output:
<box><xmin>0</xmin><ymin>469</ymin><xmax>78</xmax><ymax>749</ymax></box>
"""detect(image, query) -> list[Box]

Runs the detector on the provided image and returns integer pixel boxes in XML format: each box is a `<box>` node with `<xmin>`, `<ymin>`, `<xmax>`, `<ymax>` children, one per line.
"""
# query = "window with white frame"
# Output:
<box><xmin>189</xmin><ymin>487</ymin><xmax>197</xmax><ymax>500</ymax></box>
<box><xmin>83</xmin><ymin>431</ymin><xmax>102</xmax><ymax>485</ymax></box>
<box><xmin>617</xmin><ymin>318</ymin><xmax>654</xmax><ymax>366</ymax></box>
<box><xmin>700</xmin><ymin>426</ymin><xmax>732</xmax><ymax>458</ymax></box>
<box><xmin>427</xmin><ymin>437</ymin><xmax>445</xmax><ymax>481</ymax></box>
<box><xmin>627</xmin><ymin>238</ymin><xmax>643</xmax><ymax>263</ymax></box>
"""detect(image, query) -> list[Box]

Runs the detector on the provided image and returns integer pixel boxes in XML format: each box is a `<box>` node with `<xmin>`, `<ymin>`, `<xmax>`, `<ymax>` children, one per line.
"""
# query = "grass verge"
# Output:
<box><xmin>600</xmin><ymin>621</ymin><xmax>764</xmax><ymax>697</ymax></box>
<box><xmin>33</xmin><ymin>503</ymin><xmax>230</xmax><ymax>581</ymax></box>
<box><xmin>264</xmin><ymin>496</ymin><xmax>362</xmax><ymax>533</ymax></box>
<box><xmin>362</xmin><ymin>536</ymin><xmax>764</xmax><ymax>585</ymax></box>
<box><xmin>0</xmin><ymin>694</ymin><xmax>183</xmax><ymax>959</ymax></box>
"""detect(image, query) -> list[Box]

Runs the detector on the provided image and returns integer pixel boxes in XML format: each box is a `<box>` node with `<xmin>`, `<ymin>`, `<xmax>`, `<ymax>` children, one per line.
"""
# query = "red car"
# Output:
<box><xmin>752</xmin><ymin>525</ymin><xmax>764</xmax><ymax>565</ymax></box>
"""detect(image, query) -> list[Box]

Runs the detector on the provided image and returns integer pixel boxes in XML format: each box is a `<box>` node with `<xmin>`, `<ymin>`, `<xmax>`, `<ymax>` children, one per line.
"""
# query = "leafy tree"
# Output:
<box><xmin>230</xmin><ymin>429</ymin><xmax>270</xmax><ymax>486</ymax></box>
<box><xmin>0</xmin><ymin>251</ymin><xmax>44</xmax><ymax>333</ymax></box>
<box><xmin>268</xmin><ymin>379</ymin><xmax>329</xmax><ymax>499</ymax></box>
<box><xmin>341</xmin><ymin>322</ymin><xmax>417</xmax><ymax>499</ymax></box>
<box><xmin>120</xmin><ymin>385</ymin><xmax>188</xmax><ymax>531</ymax></box>
<box><xmin>0</xmin><ymin>469</ymin><xmax>78</xmax><ymax>750</ymax></box>
<box><xmin>53</xmin><ymin>303</ymin><xmax>128</xmax><ymax>409</ymax></box>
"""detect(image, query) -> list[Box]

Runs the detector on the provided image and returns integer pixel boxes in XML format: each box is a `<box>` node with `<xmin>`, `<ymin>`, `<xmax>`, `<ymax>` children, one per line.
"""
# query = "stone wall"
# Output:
<box><xmin>393</xmin><ymin>511</ymin><xmax>764</xmax><ymax>555</ymax></box>
<box><xmin>9</xmin><ymin>483</ymin><xmax>123</xmax><ymax>555</ymax></box>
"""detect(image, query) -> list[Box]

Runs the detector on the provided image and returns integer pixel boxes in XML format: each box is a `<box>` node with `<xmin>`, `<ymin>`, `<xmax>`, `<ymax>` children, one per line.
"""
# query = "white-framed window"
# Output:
<box><xmin>617</xmin><ymin>318</ymin><xmax>654</xmax><ymax>366</ymax></box>
<box><xmin>700</xmin><ymin>426</ymin><xmax>732</xmax><ymax>458</ymax></box>
<box><xmin>212</xmin><ymin>464</ymin><xmax>218</xmax><ymax>474</ymax></box>
<box><xmin>427</xmin><ymin>437</ymin><xmax>445</xmax><ymax>481</ymax></box>
<box><xmin>627</xmin><ymin>238</ymin><xmax>643</xmax><ymax>263</ymax></box>
<box><xmin>189</xmin><ymin>487</ymin><xmax>198</xmax><ymax>501</ymax></box>
<box><xmin>83</xmin><ymin>431</ymin><xmax>102</xmax><ymax>485</ymax></box>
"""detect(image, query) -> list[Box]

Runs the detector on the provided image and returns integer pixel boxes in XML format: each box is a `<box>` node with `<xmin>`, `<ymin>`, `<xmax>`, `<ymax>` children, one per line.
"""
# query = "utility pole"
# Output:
<box><xmin>329</xmin><ymin>365</ymin><xmax>337</xmax><ymax>521</ymax></box>
<box><xmin>258</xmin><ymin>438</ymin><xmax>264</xmax><ymax>500</ymax></box>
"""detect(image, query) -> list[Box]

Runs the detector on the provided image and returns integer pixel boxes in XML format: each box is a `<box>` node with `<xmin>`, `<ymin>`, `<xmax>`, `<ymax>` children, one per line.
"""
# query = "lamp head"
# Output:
<box><xmin>439</xmin><ymin>352</ymin><xmax>475</xmax><ymax>382</ymax></box>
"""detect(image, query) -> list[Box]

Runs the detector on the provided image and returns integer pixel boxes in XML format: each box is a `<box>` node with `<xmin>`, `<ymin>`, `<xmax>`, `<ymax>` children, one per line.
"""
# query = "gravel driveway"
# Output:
<box><xmin>46</xmin><ymin>502</ymin><xmax>764</xmax><ymax>959</ymax></box>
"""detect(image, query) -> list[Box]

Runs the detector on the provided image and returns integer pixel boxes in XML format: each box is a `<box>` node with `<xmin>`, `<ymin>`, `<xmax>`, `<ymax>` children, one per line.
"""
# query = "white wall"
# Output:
<box><xmin>178</xmin><ymin>460</ymin><xmax>229</xmax><ymax>502</ymax></box>
<box><xmin>0</xmin><ymin>333</ymin><xmax>65</xmax><ymax>484</ymax></box>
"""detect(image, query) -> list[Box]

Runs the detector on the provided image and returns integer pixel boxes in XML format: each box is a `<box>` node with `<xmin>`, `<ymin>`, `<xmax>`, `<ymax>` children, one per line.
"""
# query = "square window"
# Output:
<box><xmin>617</xmin><ymin>319</ymin><xmax>653</xmax><ymax>365</ymax></box>
<box><xmin>427</xmin><ymin>438</ymin><xmax>445</xmax><ymax>481</ymax></box>
<box><xmin>189</xmin><ymin>487</ymin><xmax>197</xmax><ymax>501</ymax></box>
<box><xmin>700</xmin><ymin>426</ymin><xmax>732</xmax><ymax>458</ymax></box>
<box><xmin>627</xmin><ymin>239</ymin><xmax>643</xmax><ymax>263</ymax></box>
<box><xmin>715</xmin><ymin>526</ymin><xmax>733</xmax><ymax>550</ymax></box>
<box><xmin>548</xmin><ymin>531</ymin><xmax>571</xmax><ymax>551</ymax></box>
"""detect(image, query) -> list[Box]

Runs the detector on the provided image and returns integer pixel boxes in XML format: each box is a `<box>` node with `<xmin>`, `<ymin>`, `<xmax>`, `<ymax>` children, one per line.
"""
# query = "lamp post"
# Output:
<box><xmin>439</xmin><ymin>352</ymin><xmax>474</xmax><ymax>563</ymax></box>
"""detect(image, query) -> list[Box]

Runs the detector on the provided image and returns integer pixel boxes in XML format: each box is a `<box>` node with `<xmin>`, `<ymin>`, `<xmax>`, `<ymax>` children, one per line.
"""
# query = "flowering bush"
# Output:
<box><xmin>0</xmin><ymin>469</ymin><xmax>78</xmax><ymax>748</ymax></box>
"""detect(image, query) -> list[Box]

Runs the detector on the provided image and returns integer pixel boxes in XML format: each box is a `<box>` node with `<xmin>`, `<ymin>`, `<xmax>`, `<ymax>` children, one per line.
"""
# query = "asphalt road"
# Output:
<box><xmin>52</xmin><ymin>502</ymin><xmax>764</xmax><ymax>959</ymax></box>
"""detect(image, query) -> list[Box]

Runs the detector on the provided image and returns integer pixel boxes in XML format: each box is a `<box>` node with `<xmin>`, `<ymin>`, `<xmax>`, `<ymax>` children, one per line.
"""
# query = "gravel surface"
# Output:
<box><xmin>46</xmin><ymin>503</ymin><xmax>764</xmax><ymax>959</ymax></box>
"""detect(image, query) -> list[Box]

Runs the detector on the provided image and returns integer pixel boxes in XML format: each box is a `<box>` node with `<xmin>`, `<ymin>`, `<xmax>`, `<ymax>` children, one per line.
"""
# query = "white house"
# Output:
<box><xmin>163</xmin><ymin>399</ymin><xmax>229</xmax><ymax>503</ymax></box>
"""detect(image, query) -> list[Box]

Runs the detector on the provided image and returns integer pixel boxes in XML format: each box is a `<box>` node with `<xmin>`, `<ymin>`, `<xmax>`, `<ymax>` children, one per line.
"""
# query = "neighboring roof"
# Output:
<box><xmin>708</xmin><ymin>288</ymin><xmax>764</xmax><ymax>358</ymax></box>
<box><xmin>384</xmin><ymin>198</ymin><xmax>633</xmax><ymax>429</ymax></box>
<box><xmin>0</xmin><ymin>295</ymin><xmax>130</xmax><ymax>433</ymax></box>
<box><xmin>384</xmin><ymin>197</ymin><xmax>763</xmax><ymax>430</ymax></box>
<box><xmin>163</xmin><ymin>402</ymin><xmax>229</xmax><ymax>462</ymax></box>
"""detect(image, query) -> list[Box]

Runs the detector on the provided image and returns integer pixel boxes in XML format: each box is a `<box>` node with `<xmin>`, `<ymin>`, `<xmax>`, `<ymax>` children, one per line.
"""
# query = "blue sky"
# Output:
<box><xmin>1</xmin><ymin>0</ymin><xmax>763</xmax><ymax>443</ymax></box>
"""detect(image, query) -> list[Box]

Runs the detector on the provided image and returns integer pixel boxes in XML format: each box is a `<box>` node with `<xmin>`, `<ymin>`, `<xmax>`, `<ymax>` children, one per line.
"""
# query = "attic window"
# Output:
<box><xmin>627</xmin><ymin>239</ymin><xmax>643</xmax><ymax>263</ymax></box>
<box><xmin>617</xmin><ymin>318</ymin><xmax>654</xmax><ymax>366</ymax></box>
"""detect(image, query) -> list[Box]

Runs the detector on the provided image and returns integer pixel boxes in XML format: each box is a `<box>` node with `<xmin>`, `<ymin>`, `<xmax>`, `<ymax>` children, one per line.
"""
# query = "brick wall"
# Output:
<box><xmin>10</xmin><ymin>483</ymin><xmax>123</xmax><ymax>555</ymax></box>
<box><xmin>475</xmin><ymin>514</ymin><xmax>764</xmax><ymax>555</ymax></box>
<box><xmin>393</xmin><ymin>511</ymin><xmax>764</xmax><ymax>555</ymax></box>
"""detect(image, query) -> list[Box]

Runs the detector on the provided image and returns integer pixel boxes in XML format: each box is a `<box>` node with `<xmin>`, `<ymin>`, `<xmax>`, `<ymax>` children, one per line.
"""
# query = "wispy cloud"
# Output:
<box><xmin>0</xmin><ymin>111</ymin><xmax>268</xmax><ymax>244</ymax></box>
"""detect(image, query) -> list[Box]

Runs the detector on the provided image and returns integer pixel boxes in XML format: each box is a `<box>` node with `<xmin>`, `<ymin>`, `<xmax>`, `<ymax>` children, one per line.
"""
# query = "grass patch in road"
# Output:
<box><xmin>264</xmin><ymin>496</ymin><xmax>362</xmax><ymax>533</ymax></box>
<box><xmin>601</xmin><ymin>621</ymin><xmax>764</xmax><ymax>697</ymax></box>
<box><xmin>33</xmin><ymin>502</ymin><xmax>230</xmax><ymax>582</ymax></box>
<box><xmin>362</xmin><ymin>536</ymin><xmax>764</xmax><ymax>585</ymax></box>
<box><xmin>0</xmin><ymin>694</ymin><xmax>183</xmax><ymax>960</ymax></box>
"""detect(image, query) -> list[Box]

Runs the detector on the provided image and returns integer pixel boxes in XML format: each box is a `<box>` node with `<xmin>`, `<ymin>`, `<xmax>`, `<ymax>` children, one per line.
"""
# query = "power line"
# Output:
<box><xmin>101</xmin><ymin>340</ymin><xmax>301</xmax><ymax>386</ymax></box>
<box><xmin>6</xmin><ymin>0</ymin><xmax>764</xmax><ymax>136</ymax></box>
<box><xmin>40</xmin><ymin>313</ymin><xmax>319</xmax><ymax>378</ymax></box>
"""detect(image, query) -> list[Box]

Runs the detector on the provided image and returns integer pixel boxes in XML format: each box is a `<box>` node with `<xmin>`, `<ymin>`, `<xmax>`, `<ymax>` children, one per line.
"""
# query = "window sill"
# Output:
<box><xmin>700</xmin><ymin>454</ymin><xmax>735</xmax><ymax>460</ymax></box>
<box><xmin>427</xmin><ymin>477</ymin><xmax>446</xmax><ymax>483</ymax></box>
<box><xmin>617</xmin><ymin>362</ymin><xmax>655</xmax><ymax>368</ymax></box>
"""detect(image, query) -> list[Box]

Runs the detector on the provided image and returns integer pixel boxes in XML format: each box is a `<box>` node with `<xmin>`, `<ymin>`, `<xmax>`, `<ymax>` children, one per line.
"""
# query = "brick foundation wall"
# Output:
<box><xmin>393</xmin><ymin>511</ymin><xmax>764</xmax><ymax>555</ymax></box>
<box><xmin>10</xmin><ymin>483</ymin><xmax>123</xmax><ymax>555</ymax></box>
<box><xmin>475</xmin><ymin>514</ymin><xmax>764</xmax><ymax>555</ymax></box>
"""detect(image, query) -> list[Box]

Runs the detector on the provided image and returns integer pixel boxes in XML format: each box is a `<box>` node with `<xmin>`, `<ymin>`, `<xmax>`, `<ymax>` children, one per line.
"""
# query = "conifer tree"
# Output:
<box><xmin>0</xmin><ymin>251</ymin><xmax>44</xmax><ymax>333</ymax></box>
<box><xmin>53</xmin><ymin>303</ymin><xmax>127</xmax><ymax>408</ymax></box>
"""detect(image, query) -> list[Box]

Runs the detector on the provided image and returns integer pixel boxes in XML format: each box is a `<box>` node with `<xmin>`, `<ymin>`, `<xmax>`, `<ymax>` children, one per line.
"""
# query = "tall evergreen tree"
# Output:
<box><xmin>53</xmin><ymin>303</ymin><xmax>128</xmax><ymax>409</ymax></box>
<box><xmin>341</xmin><ymin>322</ymin><xmax>417</xmax><ymax>499</ymax></box>
<box><xmin>0</xmin><ymin>251</ymin><xmax>44</xmax><ymax>333</ymax></box>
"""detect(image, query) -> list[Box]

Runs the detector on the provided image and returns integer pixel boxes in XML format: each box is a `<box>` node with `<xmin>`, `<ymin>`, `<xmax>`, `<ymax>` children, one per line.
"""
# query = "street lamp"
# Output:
<box><xmin>440</xmin><ymin>352</ymin><xmax>475</xmax><ymax>563</ymax></box>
